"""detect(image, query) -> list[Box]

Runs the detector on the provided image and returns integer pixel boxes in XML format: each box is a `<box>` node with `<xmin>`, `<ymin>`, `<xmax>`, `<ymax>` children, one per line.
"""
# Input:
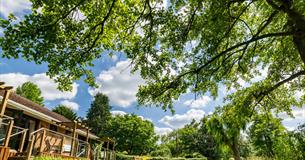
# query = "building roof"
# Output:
<box><xmin>0</xmin><ymin>90</ymin><xmax>71</xmax><ymax>122</ymax></box>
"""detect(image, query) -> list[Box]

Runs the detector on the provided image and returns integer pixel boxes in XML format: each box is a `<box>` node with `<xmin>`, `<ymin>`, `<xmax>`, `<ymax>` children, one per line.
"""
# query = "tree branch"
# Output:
<box><xmin>149</xmin><ymin>31</ymin><xmax>293</xmax><ymax>99</ymax></box>
<box><xmin>265</xmin><ymin>70</ymin><xmax>305</xmax><ymax>94</ymax></box>
<box><xmin>83</xmin><ymin>0</ymin><xmax>117</xmax><ymax>55</ymax></box>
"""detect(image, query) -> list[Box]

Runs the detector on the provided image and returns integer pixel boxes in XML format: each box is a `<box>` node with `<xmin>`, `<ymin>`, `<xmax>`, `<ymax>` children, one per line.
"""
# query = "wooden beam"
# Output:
<box><xmin>70</xmin><ymin>121</ymin><xmax>77</xmax><ymax>156</ymax></box>
<box><xmin>0</xmin><ymin>90</ymin><xmax>11</xmax><ymax>117</ymax></box>
<box><xmin>18</xmin><ymin>130</ymin><xmax>27</xmax><ymax>153</ymax></box>
<box><xmin>86</xmin><ymin>128</ymin><xmax>90</xmax><ymax>142</ymax></box>
<box><xmin>4</xmin><ymin>119</ymin><xmax>14</xmax><ymax>147</ymax></box>
<box><xmin>106</xmin><ymin>141</ymin><xmax>110</xmax><ymax>160</ymax></box>
<box><xmin>0</xmin><ymin>86</ymin><xmax>13</xmax><ymax>90</ymax></box>
<box><xmin>39</xmin><ymin>129</ymin><xmax>46</xmax><ymax>153</ymax></box>
<box><xmin>60</xmin><ymin>136</ymin><xmax>65</xmax><ymax>154</ymax></box>
<box><xmin>86</xmin><ymin>143</ymin><xmax>90</xmax><ymax>159</ymax></box>
<box><xmin>27</xmin><ymin>134</ymin><xmax>35</xmax><ymax>160</ymax></box>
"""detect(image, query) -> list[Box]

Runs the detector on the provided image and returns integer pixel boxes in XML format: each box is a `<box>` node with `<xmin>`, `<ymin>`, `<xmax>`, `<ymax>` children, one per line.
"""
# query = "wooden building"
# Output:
<box><xmin>0</xmin><ymin>82</ymin><xmax>115</xmax><ymax>160</ymax></box>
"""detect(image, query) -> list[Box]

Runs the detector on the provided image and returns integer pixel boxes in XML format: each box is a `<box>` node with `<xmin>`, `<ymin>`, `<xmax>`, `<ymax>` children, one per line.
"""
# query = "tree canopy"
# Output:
<box><xmin>159</xmin><ymin>119</ymin><xmax>221</xmax><ymax>159</ymax></box>
<box><xmin>86</xmin><ymin>93</ymin><xmax>112</xmax><ymax>136</ymax></box>
<box><xmin>1</xmin><ymin>0</ymin><xmax>305</xmax><ymax>114</ymax></box>
<box><xmin>16</xmin><ymin>81</ymin><xmax>44</xmax><ymax>106</ymax></box>
<box><xmin>52</xmin><ymin>105</ymin><xmax>78</xmax><ymax>121</ymax></box>
<box><xmin>107</xmin><ymin>114</ymin><xmax>157</xmax><ymax>155</ymax></box>
<box><xmin>2</xmin><ymin>1</ymin><xmax>305</xmax><ymax>158</ymax></box>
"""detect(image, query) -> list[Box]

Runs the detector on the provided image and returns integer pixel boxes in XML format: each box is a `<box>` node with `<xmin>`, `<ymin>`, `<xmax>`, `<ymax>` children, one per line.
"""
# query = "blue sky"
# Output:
<box><xmin>0</xmin><ymin>0</ymin><xmax>304</xmax><ymax>135</ymax></box>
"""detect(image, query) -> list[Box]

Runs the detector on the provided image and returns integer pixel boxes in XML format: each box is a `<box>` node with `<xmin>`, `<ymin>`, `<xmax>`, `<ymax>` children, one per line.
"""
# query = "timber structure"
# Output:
<box><xmin>0</xmin><ymin>82</ymin><xmax>115</xmax><ymax>160</ymax></box>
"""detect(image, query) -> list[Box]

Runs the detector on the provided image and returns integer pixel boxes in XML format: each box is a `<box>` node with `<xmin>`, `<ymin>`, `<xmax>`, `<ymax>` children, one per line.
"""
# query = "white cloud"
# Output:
<box><xmin>279</xmin><ymin>107</ymin><xmax>305</xmax><ymax>131</ymax></box>
<box><xmin>60</xmin><ymin>100</ymin><xmax>80</xmax><ymax>111</ymax></box>
<box><xmin>138</xmin><ymin>115</ymin><xmax>153</xmax><ymax>122</ymax></box>
<box><xmin>184</xmin><ymin>96</ymin><xmax>211</xmax><ymax>109</ymax></box>
<box><xmin>111</xmin><ymin>55</ymin><xmax>118</xmax><ymax>62</ymax></box>
<box><xmin>111</xmin><ymin>110</ymin><xmax>127</xmax><ymax>116</ymax></box>
<box><xmin>281</xmin><ymin>107</ymin><xmax>305</xmax><ymax>122</ymax></box>
<box><xmin>88</xmin><ymin>59</ymin><xmax>145</xmax><ymax>108</ymax></box>
<box><xmin>159</xmin><ymin>109</ymin><xmax>206</xmax><ymax>129</ymax></box>
<box><xmin>155</xmin><ymin>126</ymin><xmax>173</xmax><ymax>136</ymax></box>
<box><xmin>111</xmin><ymin>110</ymin><xmax>152</xmax><ymax>122</ymax></box>
<box><xmin>0</xmin><ymin>0</ymin><xmax>32</xmax><ymax>18</ymax></box>
<box><xmin>0</xmin><ymin>73</ymin><xmax>78</xmax><ymax>101</ymax></box>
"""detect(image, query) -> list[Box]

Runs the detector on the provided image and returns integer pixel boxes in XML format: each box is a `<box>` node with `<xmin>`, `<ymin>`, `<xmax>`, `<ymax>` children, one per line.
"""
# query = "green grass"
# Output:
<box><xmin>33</xmin><ymin>156</ymin><xmax>88</xmax><ymax>160</ymax></box>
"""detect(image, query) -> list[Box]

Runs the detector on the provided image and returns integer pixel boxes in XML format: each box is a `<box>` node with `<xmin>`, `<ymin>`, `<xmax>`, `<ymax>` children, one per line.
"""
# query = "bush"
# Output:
<box><xmin>116</xmin><ymin>153</ymin><xmax>207</xmax><ymax>160</ymax></box>
<box><xmin>33</xmin><ymin>156</ymin><xmax>87</xmax><ymax>160</ymax></box>
<box><xmin>116</xmin><ymin>153</ymin><xmax>134</xmax><ymax>160</ymax></box>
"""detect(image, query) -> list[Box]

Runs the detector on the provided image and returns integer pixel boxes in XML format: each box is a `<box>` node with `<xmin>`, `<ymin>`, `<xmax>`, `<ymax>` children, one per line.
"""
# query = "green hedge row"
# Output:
<box><xmin>33</xmin><ymin>156</ymin><xmax>87</xmax><ymax>160</ymax></box>
<box><xmin>116</xmin><ymin>153</ymin><xmax>207</xmax><ymax>160</ymax></box>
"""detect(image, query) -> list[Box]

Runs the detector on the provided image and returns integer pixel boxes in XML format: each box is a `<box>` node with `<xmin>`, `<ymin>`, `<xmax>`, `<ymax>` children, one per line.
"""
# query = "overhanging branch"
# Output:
<box><xmin>149</xmin><ymin>31</ymin><xmax>294</xmax><ymax>98</ymax></box>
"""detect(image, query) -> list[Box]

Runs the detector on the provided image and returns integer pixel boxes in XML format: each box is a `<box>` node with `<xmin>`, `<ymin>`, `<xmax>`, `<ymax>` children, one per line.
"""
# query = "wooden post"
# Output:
<box><xmin>106</xmin><ymin>141</ymin><xmax>110</xmax><ymax>160</ymax></box>
<box><xmin>39</xmin><ymin>129</ymin><xmax>46</xmax><ymax>153</ymax></box>
<box><xmin>60</xmin><ymin>135</ymin><xmax>65</xmax><ymax>154</ymax></box>
<box><xmin>70</xmin><ymin>121</ymin><xmax>77</xmax><ymax>156</ymax></box>
<box><xmin>4</xmin><ymin>119</ymin><xmax>14</xmax><ymax>147</ymax></box>
<box><xmin>86</xmin><ymin>128</ymin><xmax>90</xmax><ymax>159</ymax></box>
<box><xmin>0</xmin><ymin>90</ymin><xmax>11</xmax><ymax>117</ymax></box>
<box><xmin>18</xmin><ymin>130</ymin><xmax>27</xmax><ymax>152</ymax></box>
<box><xmin>86</xmin><ymin>128</ymin><xmax>89</xmax><ymax>142</ymax></box>
<box><xmin>87</xmin><ymin>143</ymin><xmax>90</xmax><ymax>159</ymax></box>
<box><xmin>27</xmin><ymin>134</ymin><xmax>35</xmax><ymax>160</ymax></box>
<box><xmin>75</xmin><ymin>139</ymin><xmax>79</xmax><ymax>156</ymax></box>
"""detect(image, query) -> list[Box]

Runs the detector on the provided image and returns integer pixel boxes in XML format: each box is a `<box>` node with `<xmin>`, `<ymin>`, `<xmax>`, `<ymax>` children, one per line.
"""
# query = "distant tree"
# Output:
<box><xmin>150</xmin><ymin>144</ymin><xmax>172</xmax><ymax>157</ymax></box>
<box><xmin>160</xmin><ymin>119</ymin><xmax>220</xmax><ymax>159</ymax></box>
<box><xmin>16</xmin><ymin>81</ymin><xmax>44</xmax><ymax>106</ymax></box>
<box><xmin>52</xmin><ymin>105</ymin><xmax>77</xmax><ymax>121</ymax></box>
<box><xmin>86</xmin><ymin>93</ymin><xmax>112</xmax><ymax>136</ymax></box>
<box><xmin>207</xmin><ymin>106</ymin><xmax>244</xmax><ymax>160</ymax></box>
<box><xmin>107</xmin><ymin>114</ymin><xmax>157</xmax><ymax>155</ymax></box>
<box><xmin>288</xmin><ymin>123</ymin><xmax>305</xmax><ymax>159</ymax></box>
<box><xmin>196</xmin><ymin>118</ymin><xmax>221</xmax><ymax>160</ymax></box>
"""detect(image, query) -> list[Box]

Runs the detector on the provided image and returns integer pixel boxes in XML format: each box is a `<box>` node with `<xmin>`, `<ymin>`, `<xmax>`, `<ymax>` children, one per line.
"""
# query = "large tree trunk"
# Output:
<box><xmin>273</xmin><ymin>1</ymin><xmax>305</xmax><ymax>65</ymax></box>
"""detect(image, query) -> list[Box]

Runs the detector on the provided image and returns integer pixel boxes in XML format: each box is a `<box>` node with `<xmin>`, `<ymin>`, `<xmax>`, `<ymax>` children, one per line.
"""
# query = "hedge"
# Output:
<box><xmin>116</xmin><ymin>153</ymin><xmax>207</xmax><ymax>160</ymax></box>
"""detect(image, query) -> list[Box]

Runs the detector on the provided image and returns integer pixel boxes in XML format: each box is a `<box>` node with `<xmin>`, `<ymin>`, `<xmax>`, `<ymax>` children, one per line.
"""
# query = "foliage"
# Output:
<box><xmin>285</xmin><ymin>123</ymin><xmax>305</xmax><ymax>159</ymax></box>
<box><xmin>248</xmin><ymin>113</ymin><xmax>284</xmax><ymax>157</ymax></box>
<box><xmin>33</xmin><ymin>156</ymin><xmax>87</xmax><ymax>160</ymax></box>
<box><xmin>207</xmin><ymin>107</ymin><xmax>243</xmax><ymax>160</ymax></box>
<box><xmin>107</xmin><ymin>114</ymin><xmax>157</xmax><ymax>155</ymax></box>
<box><xmin>1</xmin><ymin>1</ymin><xmax>305</xmax><ymax>159</ymax></box>
<box><xmin>160</xmin><ymin>119</ymin><xmax>220</xmax><ymax>160</ymax></box>
<box><xmin>196</xmin><ymin>118</ymin><xmax>221</xmax><ymax>160</ymax></box>
<box><xmin>116</xmin><ymin>152</ymin><xmax>208</xmax><ymax>160</ymax></box>
<box><xmin>1</xmin><ymin>0</ymin><xmax>305</xmax><ymax>114</ymax></box>
<box><xmin>86</xmin><ymin>93</ymin><xmax>112</xmax><ymax>136</ymax></box>
<box><xmin>150</xmin><ymin>145</ymin><xmax>172</xmax><ymax>157</ymax></box>
<box><xmin>52</xmin><ymin>105</ymin><xmax>77</xmax><ymax>121</ymax></box>
<box><xmin>16</xmin><ymin>81</ymin><xmax>44</xmax><ymax>106</ymax></box>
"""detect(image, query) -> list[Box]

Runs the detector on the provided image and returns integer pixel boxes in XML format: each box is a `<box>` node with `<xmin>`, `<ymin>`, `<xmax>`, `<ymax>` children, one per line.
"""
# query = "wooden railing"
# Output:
<box><xmin>0</xmin><ymin>115</ymin><xmax>27</xmax><ymax>151</ymax></box>
<box><xmin>26</xmin><ymin>128</ymin><xmax>90</xmax><ymax>160</ymax></box>
<box><xmin>93</xmin><ymin>143</ymin><xmax>116</xmax><ymax>160</ymax></box>
<box><xmin>0</xmin><ymin>115</ymin><xmax>27</xmax><ymax>160</ymax></box>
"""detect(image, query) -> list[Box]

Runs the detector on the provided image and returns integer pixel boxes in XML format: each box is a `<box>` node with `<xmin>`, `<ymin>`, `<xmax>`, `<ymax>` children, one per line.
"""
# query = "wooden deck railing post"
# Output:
<box><xmin>60</xmin><ymin>135</ymin><xmax>65</xmax><ymax>154</ymax></box>
<box><xmin>70</xmin><ymin>121</ymin><xmax>77</xmax><ymax>156</ymax></box>
<box><xmin>39</xmin><ymin>129</ymin><xmax>46</xmax><ymax>153</ymax></box>
<box><xmin>18</xmin><ymin>130</ymin><xmax>27</xmax><ymax>152</ymax></box>
<box><xmin>87</xmin><ymin>143</ymin><xmax>90</xmax><ymax>159</ymax></box>
<box><xmin>106</xmin><ymin>141</ymin><xmax>110</xmax><ymax>160</ymax></box>
<box><xmin>27</xmin><ymin>134</ymin><xmax>35</xmax><ymax>160</ymax></box>
<box><xmin>4</xmin><ymin>119</ymin><xmax>14</xmax><ymax>147</ymax></box>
